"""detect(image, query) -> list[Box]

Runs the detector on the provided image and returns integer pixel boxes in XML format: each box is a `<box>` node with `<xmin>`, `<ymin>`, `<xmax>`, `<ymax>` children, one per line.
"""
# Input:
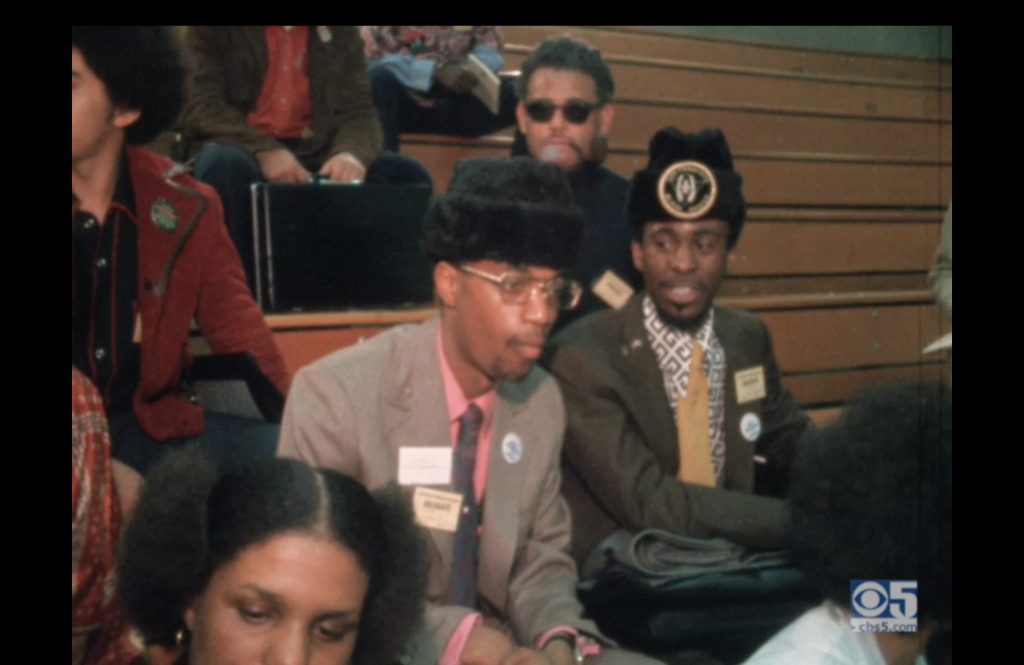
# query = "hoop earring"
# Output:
<box><xmin>175</xmin><ymin>628</ymin><xmax>187</xmax><ymax>648</ymax></box>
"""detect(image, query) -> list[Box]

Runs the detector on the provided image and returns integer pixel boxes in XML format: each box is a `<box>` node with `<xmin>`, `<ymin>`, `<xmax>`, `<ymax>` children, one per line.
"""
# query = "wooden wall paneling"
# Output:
<box><xmin>599</xmin><ymin>155</ymin><xmax>952</xmax><ymax>206</ymax></box>
<box><xmin>732</xmin><ymin>222</ymin><xmax>940</xmax><ymax>275</ymax></box>
<box><xmin>784</xmin><ymin>363</ymin><xmax>946</xmax><ymax>407</ymax></box>
<box><xmin>608</xmin><ymin>104</ymin><xmax>951</xmax><ymax>164</ymax></box>
<box><xmin>754</xmin><ymin>304</ymin><xmax>947</xmax><ymax>373</ymax></box>
<box><xmin>719</xmin><ymin>273</ymin><xmax>928</xmax><ymax>298</ymax></box>
<box><xmin>501</xmin><ymin>26</ymin><xmax>951</xmax><ymax>87</ymax></box>
<box><xmin>503</xmin><ymin>53</ymin><xmax>951</xmax><ymax>123</ymax></box>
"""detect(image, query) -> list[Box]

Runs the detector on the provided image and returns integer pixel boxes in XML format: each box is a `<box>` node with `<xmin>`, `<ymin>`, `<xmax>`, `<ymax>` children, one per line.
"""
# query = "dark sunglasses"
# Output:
<box><xmin>524</xmin><ymin>99</ymin><xmax>598</xmax><ymax>124</ymax></box>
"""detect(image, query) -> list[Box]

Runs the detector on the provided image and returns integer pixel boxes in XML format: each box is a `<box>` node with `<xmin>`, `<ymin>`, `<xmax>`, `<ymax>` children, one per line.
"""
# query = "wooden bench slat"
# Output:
<box><xmin>732</xmin><ymin>222</ymin><xmax>940</xmax><ymax>275</ymax></box>
<box><xmin>273</xmin><ymin>327</ymin><xmax>388</xmax><ymax>376</ymax></box>
<box><xmin>720</xmin><ymin>274</ymin><xmax>927</xmax><ymax>298</ymax></box>
<box><xmin>785</xmin><ymin>363</ymin><xmax>946</xmax><ymax>407</ymax></box>
<box><xmin>756</xmin><ymin>304</ymin><xmax>947</xmax><ymax>372</ymax></box>
<box><xmin>502</xmin><ymin>27</ymin><xmax>950</xmax><ymax>87</ymax></box>
<box><xmin>606</xmin><ymin>104</ymin><xmax>951</xmax><ymax>164</ymax></box>
<box><xmin>504</xmin><ymin>54</ymin><xmax>950</xmax><ymax>123</ymax></box>
<box><xmin>403</xmin><ymin>144</ymin><xmax>952</xmax><ymax>204</ymax></box>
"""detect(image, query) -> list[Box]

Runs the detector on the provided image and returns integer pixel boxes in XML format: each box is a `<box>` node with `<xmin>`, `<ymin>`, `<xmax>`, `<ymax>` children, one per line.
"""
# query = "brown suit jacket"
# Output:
<box><xmin>278</xmin><ymin>318</ymin><xmax>602</xmax><ymax>661</ymax></box>
<box><xmin>545</xmin><ymin>296</ymin><xmax>810</xmax><ymax>564</ymax></box>
<box><xmin>182</xmin><ymin>26</ymin><xmax>382</xmax><ymax>170</ymax></box>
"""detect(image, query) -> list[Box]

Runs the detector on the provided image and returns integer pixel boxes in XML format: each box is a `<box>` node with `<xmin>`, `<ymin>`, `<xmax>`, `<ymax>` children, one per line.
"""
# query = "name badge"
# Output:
<box><xmin>398</xmin><ymin>447</ymin><xmax>452</xmax><ymax>486</ymax></box>
<box><xmin>412</xmin><ymin>486</ymin><xmax>463</xmax><ymax>533</ymax></box>
<box><xmin>592</xmin><ymin>270</ymin><xmax>634</xmax><ymax>309</ymax></box>
<box><xmin>734</xmin><ymin>366</ymin><xmax>767</xmax><ymax>404</ymax></box>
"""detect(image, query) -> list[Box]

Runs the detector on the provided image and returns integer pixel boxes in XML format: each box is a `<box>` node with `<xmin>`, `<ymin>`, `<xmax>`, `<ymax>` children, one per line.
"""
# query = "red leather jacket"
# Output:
<box><xmin>84</xmin><ymin>147</ymin><xmax>291</xmax><ymax>441</ymax></box>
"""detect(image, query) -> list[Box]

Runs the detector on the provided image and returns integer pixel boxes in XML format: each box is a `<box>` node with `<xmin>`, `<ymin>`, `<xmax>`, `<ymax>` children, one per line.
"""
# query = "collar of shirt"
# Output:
<box><xmin>247</xmin><ymin>26</ymin><xmax>312</xmax><ymax>140</ymax></box>
<box><xmin>437</xmin><ymin>328</ymin><xmax>496</xmax><ymax>504</ymax></box>
<box><xmin>72</xmin><ymin>153</ymin><xmax>137</xmax><ymax>223</ymax></box>
<box><xmin>71</xmin><ymin>152</ymin><xmax>140</xmax><ymax>414</ymax></box>
<box><xmin>642</xmin><ymin>293</ymin><xmax>715</xmax><ymax>374</ymax></box>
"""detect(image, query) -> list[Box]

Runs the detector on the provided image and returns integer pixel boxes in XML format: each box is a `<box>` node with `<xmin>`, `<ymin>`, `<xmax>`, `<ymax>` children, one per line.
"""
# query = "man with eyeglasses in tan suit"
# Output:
<box><xmin>280</xmin><ymin>157</ymin><xmax>661</xmax><ymax>665</ymax></box>
<box><xmin>513</xmin><ymin>35</ymin><xmax>641</xmax><ymax>329</ymax></box>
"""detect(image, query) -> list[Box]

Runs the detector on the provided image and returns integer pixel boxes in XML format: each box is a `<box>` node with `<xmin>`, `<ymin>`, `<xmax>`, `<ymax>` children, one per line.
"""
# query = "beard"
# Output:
<box><xmin>655</xmin><ymin>302</ymin><xmax>712</xmax><ymax>334</ymax></box>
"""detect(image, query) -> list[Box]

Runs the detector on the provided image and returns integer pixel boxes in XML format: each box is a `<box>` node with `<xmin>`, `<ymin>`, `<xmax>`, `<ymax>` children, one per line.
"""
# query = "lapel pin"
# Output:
<box><xmin>501</xmin><ymin>432</ymin><xmax>523</xmax><ymax>465</ymax></box>
<box><xmin>740</xmin><ymin>412</ymin><xmax>762</xmax><ymax>442</ymax></box>
<box><xmin>150</xmin><ymin>198</ymin><xmax>179</xmax><ymax>233</ymax></box>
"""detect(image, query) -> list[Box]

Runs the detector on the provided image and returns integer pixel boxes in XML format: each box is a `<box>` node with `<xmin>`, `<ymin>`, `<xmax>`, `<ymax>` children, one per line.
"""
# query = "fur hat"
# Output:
<box><xmin>424</xmin><ymin>157</ymin><xmax>583</xmax><ymax>269</ymax></box>
<box><xmin>627</xmin><ymin>127</ymin><xmax>746</xmax><ymax>247</ymax></box>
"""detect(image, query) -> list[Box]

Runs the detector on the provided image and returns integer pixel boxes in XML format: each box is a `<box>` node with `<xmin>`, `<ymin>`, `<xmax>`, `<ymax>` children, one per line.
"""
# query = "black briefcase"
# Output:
<box><xmin>251</xmin><ymin>182</ymin><xmax>433</xmax><ymax>312</ymax></box>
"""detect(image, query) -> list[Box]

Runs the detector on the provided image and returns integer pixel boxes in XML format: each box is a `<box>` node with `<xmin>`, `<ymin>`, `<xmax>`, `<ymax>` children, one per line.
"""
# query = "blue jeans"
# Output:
<box><xmin>368</xmin><ymin>65</ymin><xmax>519</xmax><ymax>151</ymax></box>
<box><xmin>109</xmin><ymin>410</ymin><xmax>280</xmax><ymax>475</ymax></box>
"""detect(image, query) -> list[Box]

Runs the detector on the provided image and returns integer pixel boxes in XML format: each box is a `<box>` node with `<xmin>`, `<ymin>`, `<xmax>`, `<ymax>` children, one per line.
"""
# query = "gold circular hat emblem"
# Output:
<box><xmin>656</xmin><ymin>160</ymin><xmax>718</xmax><ymax>220</ymax></box>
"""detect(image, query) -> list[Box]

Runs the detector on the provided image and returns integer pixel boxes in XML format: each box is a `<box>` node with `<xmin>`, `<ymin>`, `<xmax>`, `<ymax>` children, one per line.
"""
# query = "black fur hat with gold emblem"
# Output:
<box><xmin>424</xmin><ymin>156</ymin><xmax>583</xmax><ymax>269</ymax></box>
<box><xmin>627</xmin><ymin>127</ymin><xmax>746</xmax><ymax>247</ymax></box>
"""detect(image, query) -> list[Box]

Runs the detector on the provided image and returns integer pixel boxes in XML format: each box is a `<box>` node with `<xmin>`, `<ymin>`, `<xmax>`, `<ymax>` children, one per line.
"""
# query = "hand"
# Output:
<box><xmin>319</xmin><ymin>152</ymin><xmax>366</xmax><ymax>183</ymax></box>
<box><xmin>501</xmin><ymin>645</ymin><xmax>569</xmax><ymax>665</ymax></box>
<box><xmin>255</xmin><ymin>148</ymin><xmax>311</xmax><ymax>184</ymax></box>
<box><xmin>435</xmin><ymin>60</ymin><xmax>479</xmax><ymax>94</ymax></box>
<box><xmin>146</xmin><ymin>645</ymin><xmax>185</xmax><ymax>665</ymax></box>
<box><xmin>461</xmin><ymin>625</ymin><xmax>517</xmax><ymax>665</ymax></box>
<box><xmin>540</xmin><ymin>639</ymin><xmax>576</xmax><ymax>665</ymax></box>
<box><xmin>111</xmin><ymin>460</ymin><xmax>143</xmax><ymax>515</ymax></box>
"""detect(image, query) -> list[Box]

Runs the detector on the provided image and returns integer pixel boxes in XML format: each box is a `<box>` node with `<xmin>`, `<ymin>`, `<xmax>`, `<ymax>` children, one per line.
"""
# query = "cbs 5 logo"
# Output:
<box><xmin>851</xmin><ymin>580</ymin><xmax>918</xmax><ymax>619</ymax></box>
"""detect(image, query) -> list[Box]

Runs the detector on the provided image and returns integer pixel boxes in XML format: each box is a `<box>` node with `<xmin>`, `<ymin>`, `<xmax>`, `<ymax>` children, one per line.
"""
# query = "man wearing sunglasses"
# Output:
<box><xmin>281</xmin><ymin>157</ymin><xmax>656</xmax><ymax>665</ymax></box>
<box><xmin>545</xmin><ymin>128</ymin><xmax>811</xmax><ymax>573</ymax></box>
<box><xmin>514</xmin><ymin>36</ymin><xmax>641</xmax><ymax>329</ymax></box>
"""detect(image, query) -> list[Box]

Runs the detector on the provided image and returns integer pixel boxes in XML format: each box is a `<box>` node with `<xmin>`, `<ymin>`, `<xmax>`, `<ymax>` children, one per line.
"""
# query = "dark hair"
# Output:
<box><xmin>424</xmin><ymin>156</ymin><xmax>582</xmax><ymax>270</ymax></box>
<box><xmin>787</xmin><ymin>381</ymin><xmax>952</xmax><ymax>622</ymax></box>
<box><xmin>515</xmin><ymin>35</ymin><xmax>614</xmax><ymax>105</ymax></box>
<box><xmin>71</xmin><ymin>26</ymin><xmax>185</xmax><ymax>145</ymax></box>
<box><xmin>117</xmin><ymin>451</ymin><xmax>429</xmax><ymax>664</ymax></box>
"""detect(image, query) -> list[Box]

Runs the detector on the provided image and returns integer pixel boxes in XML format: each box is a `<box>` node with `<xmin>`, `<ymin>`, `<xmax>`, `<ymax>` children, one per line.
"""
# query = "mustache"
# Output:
<box><xmin>659</xmin><ymin>277</ymin><xmax>707</xmax><ymax>291</ymax></box>
<box><xmin>509</xmin><ymin>334</ymin><xmax>549</xmax><ymax>348</ymax></box>
<box><xmin>539</xmin><ymin>135</ymin><xmax>607</xmax><ymax>165</ymax></box>
<box><xmin>539</xmin><ymin>140</ymin><xmax>584</xmax><ymax>163</ymax></box>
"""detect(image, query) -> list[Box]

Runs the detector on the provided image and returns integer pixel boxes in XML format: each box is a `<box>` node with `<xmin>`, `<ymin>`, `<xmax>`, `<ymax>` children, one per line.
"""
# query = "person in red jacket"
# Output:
<box><xmin>72</xmin><ymin>26</ymin><xmax>291</xmax><ymax>474</ymax></box>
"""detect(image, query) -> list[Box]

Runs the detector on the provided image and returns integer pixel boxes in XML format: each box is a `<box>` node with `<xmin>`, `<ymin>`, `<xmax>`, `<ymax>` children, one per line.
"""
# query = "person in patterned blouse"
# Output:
<box><xmin>72</xmin><ymin>367</ymin><xmax>140</xmax><ymax>665</ymax></box>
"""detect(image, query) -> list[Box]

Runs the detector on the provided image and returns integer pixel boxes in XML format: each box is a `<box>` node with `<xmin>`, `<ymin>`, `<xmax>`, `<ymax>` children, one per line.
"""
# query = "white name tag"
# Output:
<box><xmin>592</xmin><ymin>270</ymin><xmax>634</xmax><ymax>309</ymax></box>
<box><xmin>398</xmin><ymin>447</ymin><xmax>452</xmax><ymax>486</ymax></box>
<box><xmin>734</xmin><ymin>366</ymin><xmax>767</xmax><ymax>404</ymax></box>
<box><xmin>412</xmin><ymin>486</ymin><xmax>463</xmax><ymax>533</ymax></box>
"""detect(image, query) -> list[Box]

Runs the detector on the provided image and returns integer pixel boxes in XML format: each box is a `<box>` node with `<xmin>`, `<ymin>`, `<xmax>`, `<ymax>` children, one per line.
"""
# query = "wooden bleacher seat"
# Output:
<box><xmin>188</xmin><ymin>27</ymin><xmax>950</xmax><ymax>421</ymax></box>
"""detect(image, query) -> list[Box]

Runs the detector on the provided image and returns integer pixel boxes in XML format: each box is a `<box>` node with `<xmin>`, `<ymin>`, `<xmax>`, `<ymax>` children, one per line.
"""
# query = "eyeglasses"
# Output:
<box><xmin>523</xmin><ymin>99</ymin><xmax>598</xmax><ymax>125</ymax></box>
<box><xmin>458</xmin><ymin>264</ymin><xmax>582</xmax><ymax>311</ymax></box>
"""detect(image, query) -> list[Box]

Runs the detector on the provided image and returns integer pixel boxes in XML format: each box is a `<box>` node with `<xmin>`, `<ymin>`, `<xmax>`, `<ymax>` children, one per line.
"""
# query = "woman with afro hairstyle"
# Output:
<box><xmin>745</xmin><ymin>381</ymin><xmax>951</xmax><ymax>665</ymax></box>
<box><xmin>117</xmin><ymin>450</ymin><xmax>429</xmax><ymax>664</ymax></box>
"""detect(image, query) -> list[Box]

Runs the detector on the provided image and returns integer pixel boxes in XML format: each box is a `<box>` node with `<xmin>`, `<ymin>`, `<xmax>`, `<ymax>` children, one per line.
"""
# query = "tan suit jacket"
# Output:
<box><xmin>279</xmin><ymin>318</ymin><xmax>601</xmax><ymax>661</ymax></box>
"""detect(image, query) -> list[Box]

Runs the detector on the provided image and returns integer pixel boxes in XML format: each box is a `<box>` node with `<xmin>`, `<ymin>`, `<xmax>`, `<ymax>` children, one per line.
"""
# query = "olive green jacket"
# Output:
<box><xmin>182</xmin><ymin>26</ymin><xmax>382</xmax><ymax>170</ymax></box>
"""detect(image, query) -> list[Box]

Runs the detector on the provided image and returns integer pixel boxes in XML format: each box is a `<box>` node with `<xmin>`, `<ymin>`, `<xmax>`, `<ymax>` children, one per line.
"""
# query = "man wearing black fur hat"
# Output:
<box><xmin>545</xmin><ymin>128</ymin><xmax>811</xmax><ymax>571</ymax></box>
<box><xmin>280</xmin><ymin>157</ymin><xmax>656</xmax><ymax>665</ymax></box>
